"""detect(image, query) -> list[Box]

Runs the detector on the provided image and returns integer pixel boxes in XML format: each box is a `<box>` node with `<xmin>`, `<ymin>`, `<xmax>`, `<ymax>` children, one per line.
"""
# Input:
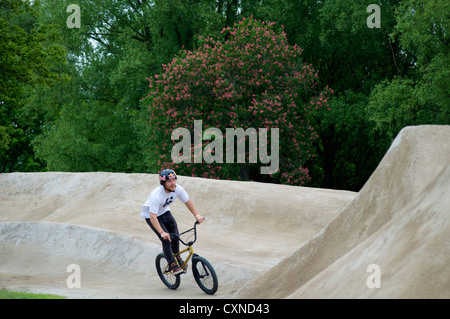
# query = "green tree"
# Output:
<box><xmin>255</xmin><ymin>0</ymin><xmax>402</xmax><ymax>190</ymax></box>
<box><xmin>368</xmin><ymin>0</ymin><xmax>450</xmax><ymax>138</ymax></box>
<box><xmin>3</xmin><ymin>0</ymin><xmax>263</xmax><ymax>174</ymax></box>
<box><xmin>32</xmin><ymin>0</ymin><xmax>223</xmax><ymax>172</ymax></box>
<box><xmin>0</xmin><ymin>0</ymin><xmax>65</xmax><ymax>172</ymax></box>
<box><xmin>144</xmin><ymin>17</ymin><xmax>332</xmax><ymax>185</ymax></box>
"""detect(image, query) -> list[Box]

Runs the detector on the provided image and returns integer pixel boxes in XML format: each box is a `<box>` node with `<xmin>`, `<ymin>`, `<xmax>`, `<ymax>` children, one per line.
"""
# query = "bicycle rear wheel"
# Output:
<box><xmin>155</xmin><ymin>253</ymin><xmax>180</xmax><ymax>290</ymax></box>
<box><xmin>192</xmin><ymin>255</ymin><xmax>218</xmax><ymax>295</ymax></box>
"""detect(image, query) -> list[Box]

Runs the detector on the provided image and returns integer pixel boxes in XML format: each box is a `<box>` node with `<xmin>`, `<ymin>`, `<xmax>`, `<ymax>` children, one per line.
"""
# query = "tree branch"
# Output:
<box><xmin>387</xmin><ymin>33</ymin><xmax>402</xmax><ymax>75</ymax></box>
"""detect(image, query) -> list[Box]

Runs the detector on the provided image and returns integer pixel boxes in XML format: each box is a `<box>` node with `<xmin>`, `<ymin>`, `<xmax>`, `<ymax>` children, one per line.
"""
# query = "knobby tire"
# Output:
<box><xmin>192</xmin><ymin>255</ymin><xmax>218</xmax><ymax>295</ymax></box>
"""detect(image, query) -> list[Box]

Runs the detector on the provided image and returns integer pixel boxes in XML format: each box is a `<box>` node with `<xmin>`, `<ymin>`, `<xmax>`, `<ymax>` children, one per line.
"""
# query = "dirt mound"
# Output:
<box><xmin>289</xmin><ymin>163</ymin><xmax>450</xmax><ymax>298</ymax></box>
<box><xmin>2</xmin><ymin>125</ymin><xmax>448</xmax><ymax>298</ymax></box>
<box><xmin>236</xmin><ymin>125</ymin><xmax>450</xmax><ymax>298</ymax></box>
<box><xmin>0</xmin><ymin>169</ymin><xmax>354</xmax><ymax>298</ymax></box>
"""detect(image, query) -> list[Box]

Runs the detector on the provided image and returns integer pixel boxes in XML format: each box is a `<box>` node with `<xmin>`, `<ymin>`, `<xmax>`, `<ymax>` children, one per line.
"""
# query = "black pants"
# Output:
<box><xmin>145</xmin><ymin>211</ymin><xmax>179</xmax><ymax>264</ymax></box>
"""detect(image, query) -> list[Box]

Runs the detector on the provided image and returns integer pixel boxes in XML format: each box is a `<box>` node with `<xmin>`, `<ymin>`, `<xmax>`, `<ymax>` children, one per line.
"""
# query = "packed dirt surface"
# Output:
<box><xmin>1</xmin><ymin>125</ymin><xmax>449</xmax><ymax>298</ymax></box>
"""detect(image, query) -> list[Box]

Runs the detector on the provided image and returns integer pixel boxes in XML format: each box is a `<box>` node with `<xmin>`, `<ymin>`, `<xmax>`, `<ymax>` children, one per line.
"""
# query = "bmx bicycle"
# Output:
<box><xmin>155</xmin><ymin>221</ymin><xmax>219</xmax><ymax>295</ymax></box>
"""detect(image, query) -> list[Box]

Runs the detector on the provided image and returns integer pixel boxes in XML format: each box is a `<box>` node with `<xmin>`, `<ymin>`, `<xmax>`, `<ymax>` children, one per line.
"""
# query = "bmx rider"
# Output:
<box><xmin>141</xmin><ymin>169</ymin><xmax>204</xmax><ymax>275</ymax></box>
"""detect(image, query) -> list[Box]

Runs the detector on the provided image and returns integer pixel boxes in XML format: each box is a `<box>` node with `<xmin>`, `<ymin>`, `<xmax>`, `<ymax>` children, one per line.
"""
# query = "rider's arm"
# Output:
<box><xmin>150</xmin><ymin>212</ymin><xmax>171</xmax><ymax>241</ymax></box>
<box><xmin>185</xmin><ymin>199</ymin><xmax>204</xmax><ymax>223</ymax></box>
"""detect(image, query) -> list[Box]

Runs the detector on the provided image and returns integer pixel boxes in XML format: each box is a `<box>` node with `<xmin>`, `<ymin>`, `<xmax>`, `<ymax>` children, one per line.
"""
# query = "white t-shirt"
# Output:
<box><xmin>140</xmin><ymin>185</ymin><xmax>189</xmax><ymax>218</ymax></box>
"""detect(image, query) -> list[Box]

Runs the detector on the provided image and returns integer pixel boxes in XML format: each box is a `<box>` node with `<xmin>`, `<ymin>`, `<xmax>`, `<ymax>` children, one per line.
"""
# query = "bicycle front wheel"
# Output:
<box><xmin>155</xmin><ymin>253</ymin><xmax>180</xmax><ymax>290</ymax></box>
<box><xmin>192</xmin><ymin>255</ymin><xmax>218</xmax><ymax>295</ymax></box>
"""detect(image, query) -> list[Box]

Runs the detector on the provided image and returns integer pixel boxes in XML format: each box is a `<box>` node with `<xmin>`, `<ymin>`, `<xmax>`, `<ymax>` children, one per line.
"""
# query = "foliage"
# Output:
<box><xmin>30</xmin><ymin>0</ymin><xmax>236</xmax><ymax>172</ymax></box>
<box><xmin>3</xmin><ymin>0</ymin><xmax>448</xmax><ymax>191</ymax></box>
<box><xmin>255</xmin><ymin>0</ymin><xmax>407</xmax><ymax>190</ymax></box>
<box><xmin>144</xmin><ymin>17</ymin><xmax>332</xmax><ymax>185</ymax></box>
<box><xmin>368</xmin><ymin>0</ymin><xmax>450</xmax><ymax>139</ymax></box>
<box><xmin>0</xmin><ymin>0</ymin><xmax>65</xmax><ymax>172</ymax></box>
<box><xmin>0</xmin><ymin>289</ymin><xmax>65</xmax><ymax>299</ymax></box>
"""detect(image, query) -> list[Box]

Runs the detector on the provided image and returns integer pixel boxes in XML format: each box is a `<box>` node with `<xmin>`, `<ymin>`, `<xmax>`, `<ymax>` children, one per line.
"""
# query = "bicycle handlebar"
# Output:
<box><xmin>170</xmin><ymin>221</ymin><xmax>200</xmax><ymax>246</ymax></box>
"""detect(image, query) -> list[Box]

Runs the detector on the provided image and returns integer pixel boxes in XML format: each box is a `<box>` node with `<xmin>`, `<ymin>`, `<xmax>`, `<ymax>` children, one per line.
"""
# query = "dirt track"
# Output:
<box><xmin>1</xmin><ymin>125</ymin><xmax>449</xmax><ymax>298</ymax></box>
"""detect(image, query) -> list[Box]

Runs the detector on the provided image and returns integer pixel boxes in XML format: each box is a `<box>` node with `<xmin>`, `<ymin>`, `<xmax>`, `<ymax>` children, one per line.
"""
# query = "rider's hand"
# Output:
<box><xmin>161</xmin><ymin>232</ymin><xmax>171</xmax><ymax>242</ymax></box>
<box><xmin>195</xmin><ymin>215</ymin><xmax>205</xmax><ymax>224</ymax></box>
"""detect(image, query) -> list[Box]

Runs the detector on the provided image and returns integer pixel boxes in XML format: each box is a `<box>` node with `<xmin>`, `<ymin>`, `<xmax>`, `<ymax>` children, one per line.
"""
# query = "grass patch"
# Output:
<box><xmin>0</xmin><ymin>289</ymin><xmax>66</xmax><ymax>299</ymax></box>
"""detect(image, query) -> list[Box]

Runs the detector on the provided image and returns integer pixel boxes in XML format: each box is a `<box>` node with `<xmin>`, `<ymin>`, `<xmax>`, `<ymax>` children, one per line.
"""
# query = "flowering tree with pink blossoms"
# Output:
<box><xmin>143</xmin><ymin>17</ymin><xmax>332</xmax><ymax>185</ymax></box>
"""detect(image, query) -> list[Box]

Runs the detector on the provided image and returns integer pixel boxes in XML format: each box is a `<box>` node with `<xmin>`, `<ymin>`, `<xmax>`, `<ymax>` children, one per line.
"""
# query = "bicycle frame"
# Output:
<box><xmin>156</xmin><ymin>220</ymin><xmax>218</xmax><ymax>295</ymax></box>
<box><xmin>172</xmin><ymin>245</ymin><xmax>195</xmax><ymax>270</ymax></box>
<box><xmin>163</xmin><ymin>221</ymin><xmax>199</xmax><ymax>273</ymax></box>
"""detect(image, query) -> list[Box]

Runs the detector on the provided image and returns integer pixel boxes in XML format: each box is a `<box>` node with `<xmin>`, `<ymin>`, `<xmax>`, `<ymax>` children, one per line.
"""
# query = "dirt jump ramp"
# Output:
<box><xmin>236</xmin><ymin>125</ymin><xmax>450</xmax><ymax>298</ymax></box>
<box><xmin>1</xmin><ymin>125</ymin><xmax>448</xmax><ymax>298</ymax></box>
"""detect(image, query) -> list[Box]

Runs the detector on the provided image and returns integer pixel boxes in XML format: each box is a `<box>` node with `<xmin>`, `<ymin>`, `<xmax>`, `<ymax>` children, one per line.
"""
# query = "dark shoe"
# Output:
<box><xmin>170</xmin><ymin>262</ymin><xmax>183</xmax><ymax>275</ymax></box>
